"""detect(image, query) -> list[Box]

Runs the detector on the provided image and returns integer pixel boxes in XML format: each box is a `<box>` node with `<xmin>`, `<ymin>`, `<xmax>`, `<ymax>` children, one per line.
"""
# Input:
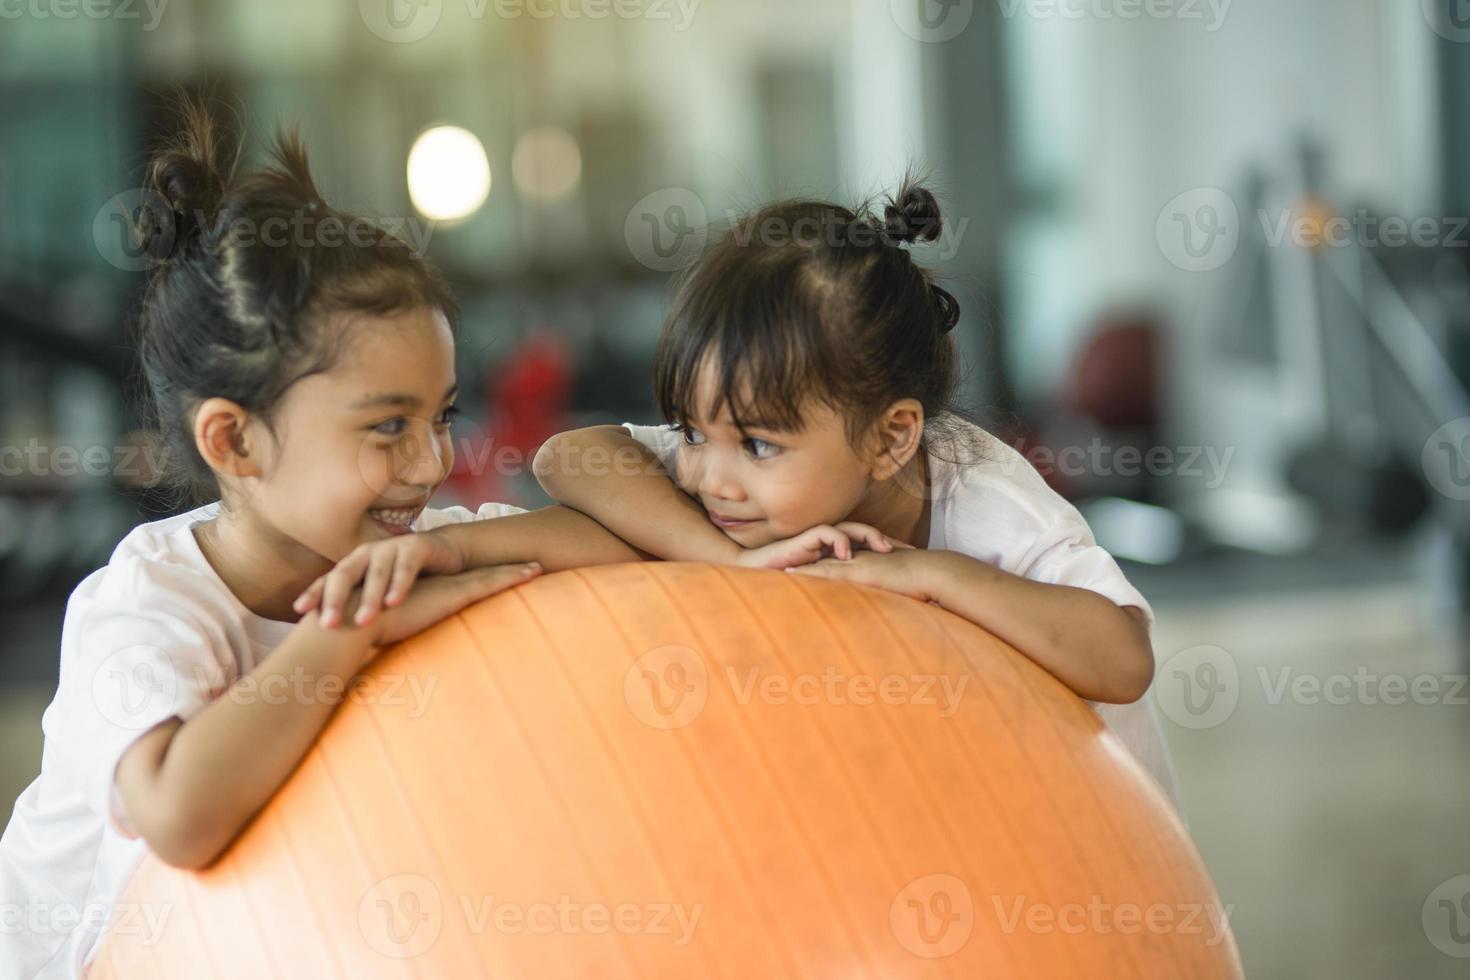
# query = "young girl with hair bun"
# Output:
<box><xmin>0</xmin><ymin>102</ymin><xmax>644</xmax><ymax>979</ymax></box>
<box><xmin>531</xmin><ymin>182</ymin><xmax>1183</xmax><ymax>809</ymax></box>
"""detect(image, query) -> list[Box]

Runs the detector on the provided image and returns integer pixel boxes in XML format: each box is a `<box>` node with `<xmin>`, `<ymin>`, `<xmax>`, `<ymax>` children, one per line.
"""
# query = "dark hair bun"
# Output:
<box><xmin>137</xmin><ymin>103</ymin><xmax>232</xmax><ymax>261</ymax></box>
<box><xmin>883</xmin><ymin>183</ymin><xmax>943</xmax><ymax>245</ymax></box>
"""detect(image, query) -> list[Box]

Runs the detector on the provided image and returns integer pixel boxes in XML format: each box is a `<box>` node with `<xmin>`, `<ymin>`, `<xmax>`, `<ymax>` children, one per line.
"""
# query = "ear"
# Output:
<box><xmin>868</xmin><ymin>399</ymin><xmax>925</xmax><ymax>481</ymax></box>
<box><xmin>192</xmin><ymin>397</ymin><xmax>265</xmax><ymax>481</ymax></box>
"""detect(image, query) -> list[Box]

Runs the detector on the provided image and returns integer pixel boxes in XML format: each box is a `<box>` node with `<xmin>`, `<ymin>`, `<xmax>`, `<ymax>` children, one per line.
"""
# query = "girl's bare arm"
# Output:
<box><xmin>533</xmin><ymin>425</ymin><xmax>743</xmax><ymax>564</ymax></box>
<box><xmin>113</xmin><ymin>565</ymin><xmax>529</xmax><ymax>868</ymax></box>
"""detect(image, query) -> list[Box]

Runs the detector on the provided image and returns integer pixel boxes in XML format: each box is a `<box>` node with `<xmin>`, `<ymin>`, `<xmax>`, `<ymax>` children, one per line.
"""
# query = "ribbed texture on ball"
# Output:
<box><xmin>92</xmin><ymin>562</ymin><xmax>1240</xmax><ymax>979</ymax></box>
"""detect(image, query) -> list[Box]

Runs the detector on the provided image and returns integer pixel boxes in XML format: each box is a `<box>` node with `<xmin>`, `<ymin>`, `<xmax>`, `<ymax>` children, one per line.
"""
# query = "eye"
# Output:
<box><xmin>672</xmin><ymin>423</ymin><xmax>705</xmax><ymax>447</ymax></box>
<box><xmin>374</xmin><ymin>417</ymin><xmax>408</xmax><ymax>437</ymax></box>
<box><xmin>373</xmin><ymin>405</ymin><xmax>458</xmax><ymax>437</ymax></box>
<box><xmin>743</xmin><ymin>437</ymin><xmax>780</xmax><ymax>460</ymax></box>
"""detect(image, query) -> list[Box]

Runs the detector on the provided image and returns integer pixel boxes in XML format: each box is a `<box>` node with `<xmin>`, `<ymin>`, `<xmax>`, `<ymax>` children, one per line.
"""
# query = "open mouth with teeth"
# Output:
<box><xmin>368</xmin><ymin>507</ymin><xmax>421</xmax><ymax>531</ymax></box>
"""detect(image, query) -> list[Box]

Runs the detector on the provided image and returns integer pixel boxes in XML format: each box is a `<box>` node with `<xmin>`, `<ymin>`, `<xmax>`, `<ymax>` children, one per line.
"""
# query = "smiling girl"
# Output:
<box><xmin>0</xmin><ymin>104</ymin><xmax>642</xmax><ymax>979</ymax></box>
<box><xmin>531</xmin><ymin>184</ymin><xmax>1182</xmax><ymax>807</ymax></box>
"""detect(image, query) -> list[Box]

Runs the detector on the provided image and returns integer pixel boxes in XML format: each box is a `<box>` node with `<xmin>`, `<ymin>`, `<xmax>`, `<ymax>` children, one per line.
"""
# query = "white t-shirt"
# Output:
<box><xmin>0</xmin><ymin>498</ymin><xmax>525</xmax><ymax>980</ymax></box>
<box><xmin>622</xmin><ymin>416</ymin><xmax>1183</xmax><ymax>811</ymax></box>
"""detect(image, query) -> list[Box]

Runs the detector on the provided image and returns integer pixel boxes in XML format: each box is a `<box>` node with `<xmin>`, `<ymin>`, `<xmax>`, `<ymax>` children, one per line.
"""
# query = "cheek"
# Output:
<box><xmin>755</xmin><ymin>467</ymin><xmax>836</xmax><ymax>529</ymax></box>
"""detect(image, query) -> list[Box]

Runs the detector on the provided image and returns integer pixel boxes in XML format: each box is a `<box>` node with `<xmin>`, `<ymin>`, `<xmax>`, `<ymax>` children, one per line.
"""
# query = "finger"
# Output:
<box><xmin>383</xmin><ymin>549</ymin><xmax>423</xmax><ymax>607</ymax></box>
<box><xmin>355</xmin><ymin>549</ymin><xmax>401</xmax><ymax>626</ymax></box>
<box><xmin>806</xmin><ymin>526</ymin><xmax>847</xmax><ymax>561</ymax></box>
<box><xmin>293</xmin><ymin>579</ymin><xmax>325</xmax><ymax>614</ymax></box>
<box><xmin>467</xmin><ymin>562</ymin><xmax>543</xmax><ymax>599</ymax></box>
<box><xmin>837</xmin><ymin>522</ymin><xmax>891</xmax><ymax>552</ymax></box>
<box><xmin>320</xmin><ymin>550</ymin><xmax>370</xmax><ymax>628</ymax></box>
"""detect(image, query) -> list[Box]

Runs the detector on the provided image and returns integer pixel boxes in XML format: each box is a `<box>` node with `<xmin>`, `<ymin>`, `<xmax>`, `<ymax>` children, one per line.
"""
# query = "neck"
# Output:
<box><xmin>192</xmin><ymin>506</ymin><xmax>330</xmax><ymax>624</ymax></box>
<box><xmin>847</xmin><ymin>451</ymin><xmax>931</xmax><ymax>548</ymax></box>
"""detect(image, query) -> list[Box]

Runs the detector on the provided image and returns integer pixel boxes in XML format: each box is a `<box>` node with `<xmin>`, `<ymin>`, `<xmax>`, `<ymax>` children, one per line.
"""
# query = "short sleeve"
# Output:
<box><xmin>414</xmin><ymin>500</ymin><xmax>529</xmax><ymax>532</ymax></box>
<box><xmin>1018</xmin><ymin>515</ymin><xmax>1156</xmax><ymax>630</ymax></box>
<box><xmin>51</xmin><ymin>577</ymin><xmax>230</xmax><ymax>838</ymax></box>
<box><xmin>939</xmin><ymin>435</ymin><xmax>1155</xmax><ymax>631</ymax></box>
<box><xmin>621</xmin><ymin>422</ymin><xmax>682</xmax><ymax>474</ymax></box>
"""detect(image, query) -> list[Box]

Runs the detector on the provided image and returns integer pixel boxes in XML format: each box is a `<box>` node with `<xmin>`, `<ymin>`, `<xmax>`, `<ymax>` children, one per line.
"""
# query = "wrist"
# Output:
<box><xmin>427</xmin><ymin>526</ymin><xmax>473</xmax><ymax>572</ymax></box>
<box><xmin>291</xmin><ymin>603</ymin><xmax>381</xmax><ymax>672</ymax></box>
<box><xmin>919</xmin><ymin>550</ymin><xmax>974</xmax><ymax>606</ymax></box>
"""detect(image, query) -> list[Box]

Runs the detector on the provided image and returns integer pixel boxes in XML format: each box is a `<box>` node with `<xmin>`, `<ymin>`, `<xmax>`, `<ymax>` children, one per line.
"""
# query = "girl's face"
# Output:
<box><xmin>672</xmin><ymin>360</ymin><xmax>877</xmax><ymax>548</ymax></box>
<box><xmin>246</xmin><ymin>306</ymin><xmax>459</xmax><ymax>562</ymax></box>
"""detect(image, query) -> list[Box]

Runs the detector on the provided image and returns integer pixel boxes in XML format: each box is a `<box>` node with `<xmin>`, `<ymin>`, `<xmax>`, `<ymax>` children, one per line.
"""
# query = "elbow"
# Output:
<box><xmin>532</xmin><ymin>435</ymin><xmax>570</xmax><ymax>494</ymax></box>
<box><xmin>144</xmin><ymin>817</ymin><xmax>228</xmax><ymax>871</ymax></box>
<box><xmin>137</xmin><ymin>794</ymin><xmax>235</xmax><ymax>871</ymax></box>
<box><xmin>154</xmin><ymin>840</ymin><xmax>223</xmax><ymax>872</ymax></box>
<box><xmin>1091</xmin><ymin>640</ymin><xmax>1156</xmax><ymax>705</ymax></box>
<box><xmin>1110</xmin><ymin>657</ymin><xmax>1156</xmax><ymax>705</ymax></box>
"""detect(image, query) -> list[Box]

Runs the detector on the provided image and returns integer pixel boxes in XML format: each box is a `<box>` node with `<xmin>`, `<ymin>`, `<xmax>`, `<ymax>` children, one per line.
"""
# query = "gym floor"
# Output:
<box><xmin>2</xmin><ymin>540</ymin><xmax>1466</xmax><ymax>979</ymax></box>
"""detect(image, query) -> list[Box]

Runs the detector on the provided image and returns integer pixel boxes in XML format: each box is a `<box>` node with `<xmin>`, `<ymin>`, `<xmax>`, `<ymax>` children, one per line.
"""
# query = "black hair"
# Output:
<box><xmin>129</xmin><ymin>98</ymin><xmax>459</xmax><ymax>509</ymax></box>
<box><xmin>652</xmin><ymin>179</ymin><xmax>982</xmax><ymax>463</ymax></box>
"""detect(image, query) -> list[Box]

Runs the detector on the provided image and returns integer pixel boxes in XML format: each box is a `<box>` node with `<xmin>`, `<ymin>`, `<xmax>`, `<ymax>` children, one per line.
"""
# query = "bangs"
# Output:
<box><xmin>653</xmin><ymin>252</ymin><xmax>833</xmax><ymax>435</ymax></box>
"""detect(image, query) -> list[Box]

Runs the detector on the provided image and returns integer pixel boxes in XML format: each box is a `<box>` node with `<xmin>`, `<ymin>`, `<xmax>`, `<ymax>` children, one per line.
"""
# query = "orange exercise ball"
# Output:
<box><xmin>91</xmin><ymin>562</ymin><xmax>1241</xmax><ymax>978</ymax></box>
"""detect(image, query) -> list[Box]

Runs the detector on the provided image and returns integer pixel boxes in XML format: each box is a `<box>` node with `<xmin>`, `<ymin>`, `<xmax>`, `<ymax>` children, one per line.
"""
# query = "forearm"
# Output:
<box><xmin>922</xmin><ymin>552</ymin><xmax>1154</xmax><ymax>703</ymax></box>
<box><xmin>534</xmin><ymin>427</ymin><xmax>741</xmax><ymax>564</ymax></box>
<box><xmin>140</xmin><ymin>618</ymin><xmax>376</xmax><ymax>866</ymax></box>
<box><xmin>435</xmin><ymin>504</ymin><xmax>651</xmax><ymax>573</ymax></box>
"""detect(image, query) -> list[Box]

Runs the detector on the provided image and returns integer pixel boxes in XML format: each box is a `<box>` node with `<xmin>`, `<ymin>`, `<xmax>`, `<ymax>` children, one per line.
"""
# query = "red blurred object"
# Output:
<box><xmin>1023</xmin><ymin>313</ymin><xmax>1163</xmax><ymax>499</ymax></box>
<box><xmin>444</xmin><ymin>329</ymin><xmax>574</xmax><ymax>507</ymax></box>
<box><xmin>1067</xmin><ymin>316</ymin><xmax>1158</xmax><ymax>429</ymax></box>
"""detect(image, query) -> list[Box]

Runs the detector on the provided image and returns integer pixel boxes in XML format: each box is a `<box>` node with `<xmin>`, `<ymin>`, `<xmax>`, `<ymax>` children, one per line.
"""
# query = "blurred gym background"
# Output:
<box><xmin>3</xmin><ymin>1</ymin><xmax>1469</xmax><ymax>976</ymax></box>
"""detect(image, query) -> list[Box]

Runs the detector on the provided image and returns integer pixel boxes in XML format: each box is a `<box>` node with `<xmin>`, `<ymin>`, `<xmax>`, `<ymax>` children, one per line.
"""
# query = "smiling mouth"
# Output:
<box><xmin>369</xmin><ymin>507</ymin><xmax>422</xmax><ymax>531</ymax></box>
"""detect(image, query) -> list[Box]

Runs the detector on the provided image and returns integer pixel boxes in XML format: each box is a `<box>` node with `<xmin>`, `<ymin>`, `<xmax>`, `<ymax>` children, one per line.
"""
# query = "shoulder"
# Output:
<box><xmin>68</xmin><ymin>504</ymin><xmax>228</xmax><ymax>628</ymax></box>
<box><xmin>611</xmin><ymin>421</ymin><xmax>681</xmax><ymax>472</ymax></box>
<box><xmin>932</xmin><ymin>418</ymin><xmax>1082</xmax><ymax>534</ymax></box>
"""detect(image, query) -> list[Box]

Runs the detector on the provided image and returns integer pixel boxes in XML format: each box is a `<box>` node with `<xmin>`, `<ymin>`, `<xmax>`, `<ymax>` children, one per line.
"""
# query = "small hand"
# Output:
<box><xmin>295</xmin><ymin>530</ymin><xmax>517</xmax><ymax>629</ymax></box>
<box><xmin>784</xmin><ymin>548</ymin><xmax>937</xmax><ymax>602</ymax></box>
<box><xmin>734</xmin><ymin>522</ymin><xmax>915</xmax><ymax>570</ymax></box>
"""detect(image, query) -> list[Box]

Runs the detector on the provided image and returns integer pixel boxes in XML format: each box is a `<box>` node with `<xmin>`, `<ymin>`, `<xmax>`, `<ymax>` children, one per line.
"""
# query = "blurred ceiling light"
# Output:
<box><xmin>511</xmin><ymin>126</ymin><xmax>582</xmax><ymax>202</ymax></box>
<box><xmin>407</xmin><ymin>125</ymin><xmax>492</xmax><ymax>223</ymax></box>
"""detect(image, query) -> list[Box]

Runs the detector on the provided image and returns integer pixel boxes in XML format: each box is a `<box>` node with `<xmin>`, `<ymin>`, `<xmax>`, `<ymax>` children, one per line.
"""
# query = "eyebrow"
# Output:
<box><xmin>686</xmin><ymin>416</ymin><xmax>792</xmax><ymax>437</ymax></box>
<box><xmin>349</xmin><ymin>383</ymin><xmax>459</xmax><ymax>411</ymax></box>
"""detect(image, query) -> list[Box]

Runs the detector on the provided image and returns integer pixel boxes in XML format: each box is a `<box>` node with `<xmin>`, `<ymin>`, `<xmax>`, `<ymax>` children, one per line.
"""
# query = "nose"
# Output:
<box><xmin>395</xmin><ymin>421</ymin><xmax>451</xmax><ymax>490</ymax></box>
<box><xmin>686</xmin><ymin>449</ymin><xmax>745</xmax><ymax>506</ymax></box>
